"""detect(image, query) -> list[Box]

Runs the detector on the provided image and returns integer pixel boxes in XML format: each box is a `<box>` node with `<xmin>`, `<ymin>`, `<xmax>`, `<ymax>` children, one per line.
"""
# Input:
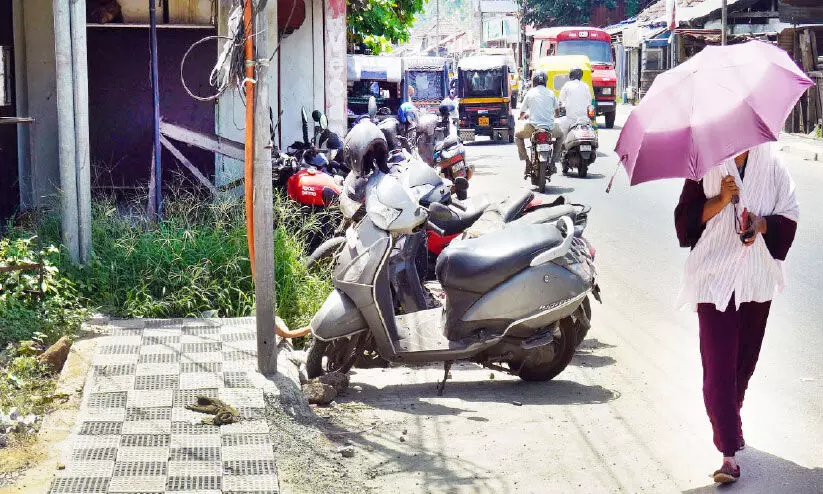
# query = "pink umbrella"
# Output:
<box><xmin>615</xmin><ymin>40</ymin><xmax>813</xmax><ymax>185</ymax></box>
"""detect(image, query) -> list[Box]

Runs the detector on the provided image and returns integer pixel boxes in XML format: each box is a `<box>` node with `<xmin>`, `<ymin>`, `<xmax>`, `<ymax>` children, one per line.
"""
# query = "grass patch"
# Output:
<box><xmin>10</xmin><ymin>188</ymin><xmax>333</xmax><ymax>330</ymax></box>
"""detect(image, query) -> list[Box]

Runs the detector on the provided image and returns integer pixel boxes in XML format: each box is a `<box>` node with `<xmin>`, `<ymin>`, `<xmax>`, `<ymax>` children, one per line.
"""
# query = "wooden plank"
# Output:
<box><xmin>728</xmin><ymin>10</ymin><xmax>779</xmax><ymax>19</ymax></box>
<box><xmin>800</xmin><ymin>29</ymin><xmax>815</xmax><ymax>72</ymax></box>
<box><xmin>160</xmin><ymin>135</ymin><xmax>221</xmax><ymax>196</ymax></box>
<box><xmin>159</xmin><ymin>121</ymin><xmax>245</xmax><ymax>161</ymax></box>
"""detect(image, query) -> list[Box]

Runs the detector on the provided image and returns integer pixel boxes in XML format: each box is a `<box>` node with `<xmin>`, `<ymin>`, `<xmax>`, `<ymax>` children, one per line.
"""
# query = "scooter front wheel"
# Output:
<box><xmin>306</xmin><ymin>333</ymin><xmax>366</xmax><ymax>379</ymax></box>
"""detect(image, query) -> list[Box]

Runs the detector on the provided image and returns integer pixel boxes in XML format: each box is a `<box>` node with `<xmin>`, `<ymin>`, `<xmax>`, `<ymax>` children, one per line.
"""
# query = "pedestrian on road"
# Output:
<box><xmin>674</xmin><ymin>142</ymin><xmax>799</xmax><ymax>484</ymax></box>
<box><xmin>515</xmin><ymin>71</ymin><xmax>562</xmax><ymax>176</ymax></box>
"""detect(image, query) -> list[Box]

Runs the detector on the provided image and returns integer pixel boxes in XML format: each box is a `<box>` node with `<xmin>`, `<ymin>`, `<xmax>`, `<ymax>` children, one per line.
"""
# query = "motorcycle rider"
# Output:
<box><xmin>558</xmin><ymin>66</ymin><xmax>593</xmax><ymax>134</ymax></box>
<box><xmin>515</xmin><ymin>71</ymin><xmax>562</xmax><ymax>176</ymax></box>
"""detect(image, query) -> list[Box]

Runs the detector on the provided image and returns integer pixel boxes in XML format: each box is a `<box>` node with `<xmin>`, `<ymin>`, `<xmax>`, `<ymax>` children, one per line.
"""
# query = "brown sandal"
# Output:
<box><xmin>713</xmin><ymin>461</ymin><xmax>740</xmax><ymax>484</ymax></box>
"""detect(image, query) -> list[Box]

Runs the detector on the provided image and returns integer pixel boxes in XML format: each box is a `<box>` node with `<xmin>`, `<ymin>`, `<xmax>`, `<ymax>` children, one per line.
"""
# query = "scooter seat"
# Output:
<box><xmin>436</xmin><ymin>134</ymin><xmax>460</xmax><ymax>152</ymax></box>
<box><xmin>429</xmin><ymin>202</ymin><xmax>488</xmax><ymax>236</ymax></box>
<box><xmin>436</xmin><ymin>223</ymin><xmax>564</xmax><ymax>293</ymax></box>
<box><xmin>499</xmin><ymin>189</ymin><xmax>535</xmax><ymax>223</ymax></box>
<box><xmin>505</xmin><ymin>204</ymin><xmax>578</xmax><ymax>228</ymax></box>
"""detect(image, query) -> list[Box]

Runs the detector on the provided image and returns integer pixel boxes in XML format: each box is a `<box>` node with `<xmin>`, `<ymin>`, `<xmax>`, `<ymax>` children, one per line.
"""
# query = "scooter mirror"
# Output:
<box><xmin>312</xmin><ymin>110</ymin><xmax>323</xmax><ymax>123</ymax></box>
<box><xmin>319</xmin><ymin>114</ymin><xmax>328</xmax><ymax>131</ymax></box>
<box><xmin>368</xmin><ymin>96</ymin><xmax>378</xmax><ymax>120</ymax></box>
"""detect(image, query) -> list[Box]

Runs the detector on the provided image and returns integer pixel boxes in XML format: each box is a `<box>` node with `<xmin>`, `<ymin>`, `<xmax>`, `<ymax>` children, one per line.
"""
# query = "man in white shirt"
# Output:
<box><xmin>515</xmin><ymin>71</ymin><xmax>562</xmax><ymax>172</ymax></box>
<box><xmin>558</xmin><ymin>67</ymin><xmax>593</xmax><ymax>133</ymax></box>
<box><xmin>440</xmin><ymin>89</ymin><xmax>459</xmax><ymax>127</ymax></box>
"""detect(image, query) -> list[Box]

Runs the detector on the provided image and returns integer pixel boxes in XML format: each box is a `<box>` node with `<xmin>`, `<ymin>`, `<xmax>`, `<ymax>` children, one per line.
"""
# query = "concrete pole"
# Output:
<box><xmin>53</xmin><ymin>0</ymin><xmax>80</xmax><ymax>263</ymax></box>
<box><xmin>253</xmin><ymin>3</ymin><xmax>277</xmax><ymax>375</ymax></box>
<box><xmin>70</xmin><ymin>0</ymin><xmax>92</xmax><ymax>263</ymax></box>
<box><xmin>436</xmin><ymin>0</ymin><xmax>440</xmax><ymax>55</ymax></box>
<box><xmin>721</xmin><ymin>0</ymin><xmax>728</xmax><ymax>46</ymax></box>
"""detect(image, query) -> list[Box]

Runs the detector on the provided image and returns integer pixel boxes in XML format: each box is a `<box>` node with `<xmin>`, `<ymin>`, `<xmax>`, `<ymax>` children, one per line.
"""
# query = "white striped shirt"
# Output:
<box><xmin>678</xmin><ymin>143</ymin><xmax>800</xmax><ymax>311</ymax></box>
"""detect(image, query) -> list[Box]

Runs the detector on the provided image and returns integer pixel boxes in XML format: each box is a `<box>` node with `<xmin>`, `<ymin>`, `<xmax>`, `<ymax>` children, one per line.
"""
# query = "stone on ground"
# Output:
<box><xmin>37</xmin><ymin>336</ymin><xmax>71</xmax><ymax>371</ymax></box>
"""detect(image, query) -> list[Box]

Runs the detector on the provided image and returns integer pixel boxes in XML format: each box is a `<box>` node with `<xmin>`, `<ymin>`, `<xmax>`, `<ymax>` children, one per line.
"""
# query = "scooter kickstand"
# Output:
<box><xmin>437</xmin><ymin>361</ymin><xmax>453</xmax><ymax>396</ymax></box>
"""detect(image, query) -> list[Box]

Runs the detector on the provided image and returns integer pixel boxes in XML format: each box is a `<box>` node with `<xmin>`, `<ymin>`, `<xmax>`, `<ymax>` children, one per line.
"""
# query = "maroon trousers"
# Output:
<box><xmin>697</xmin><ymin>295</ymin><xmax>771</xmax><ymax>457</ymax></box>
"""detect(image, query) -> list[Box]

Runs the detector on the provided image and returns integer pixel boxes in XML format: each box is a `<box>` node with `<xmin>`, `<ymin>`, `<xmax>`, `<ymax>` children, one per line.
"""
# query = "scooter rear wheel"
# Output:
<box><xmin>515</xmin><ymin>320</ymin><xmax>576</xmax><ymax>382</ymax></box>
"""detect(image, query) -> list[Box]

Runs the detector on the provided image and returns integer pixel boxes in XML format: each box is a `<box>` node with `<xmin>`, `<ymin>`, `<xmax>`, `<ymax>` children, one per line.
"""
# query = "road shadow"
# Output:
<box><xmin>534</xmin><ymin>184</ymin><xmax>576</xmax><ymax>195</ymax></box>
<box><xmin>465</xmin><ymin>140</ymin><xmax>514</xmax><ymax>148</ymax></box>
<box><xmin>571</xmin><ymin>353</ymin><xmax>617</xmax><ymax>368</ymax></box>
<box><xmin>578</xmin><ymin>338</ymin><xmax>617</xmax><ymax>351</ymax></box>
<box><xmin>682</xmin><ymin>448</ymin><xmax>823</xmax><ymax>494</ymax></box>
<box><xmin>341</xmin><ymin>375</ymin><xmax>620</xmax><ymax>416</ymax></box>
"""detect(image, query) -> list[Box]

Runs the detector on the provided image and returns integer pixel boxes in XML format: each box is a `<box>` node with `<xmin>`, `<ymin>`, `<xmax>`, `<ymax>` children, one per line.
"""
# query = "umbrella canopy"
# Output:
<box><xmin>615</xmin><ymin>40</ymin><xmax>813</xmax><ymax>185</ymax></box>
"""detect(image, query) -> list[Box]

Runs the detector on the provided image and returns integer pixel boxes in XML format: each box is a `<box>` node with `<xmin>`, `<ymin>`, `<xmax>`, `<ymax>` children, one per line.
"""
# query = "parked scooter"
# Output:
<box><xmin>306</xmin><ymin>121</ymin><xmax>598</xmax><ymax>391</ymax></box>
<box><xmin>559</xmin><ymin>109</ymin><xmax>599</xmax><ymax>178</ymax></box>
<box><xmin>432</xmin><ymin>104</ymin><xmax>472</xmax><ymax>194</ymax></box>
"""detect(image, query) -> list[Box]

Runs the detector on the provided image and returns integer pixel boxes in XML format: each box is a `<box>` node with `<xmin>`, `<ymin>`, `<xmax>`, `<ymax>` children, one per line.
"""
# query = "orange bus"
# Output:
<box><xmin>531</xmin><ymin>27</ymin><xmax>617</xmax><ymax>128</ymax></box>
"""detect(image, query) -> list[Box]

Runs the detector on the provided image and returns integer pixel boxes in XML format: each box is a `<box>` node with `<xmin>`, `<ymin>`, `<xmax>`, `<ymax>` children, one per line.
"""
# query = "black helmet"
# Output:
<box><xmin>532</xmin><ymin>71</ymin><xmax>547</xmax><ymax>87</ymax></box>
<box><xmin>569</xmin><ymin>67</ymin><xmax>583</xmax><ymax>81</ymax></box>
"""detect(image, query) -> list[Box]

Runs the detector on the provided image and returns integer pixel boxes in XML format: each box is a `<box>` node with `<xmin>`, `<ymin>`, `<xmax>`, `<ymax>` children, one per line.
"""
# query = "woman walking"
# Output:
<box><xmin>674</xmin><ymin>142</ymin><xmax>799</xmax><ymax>483</ymax></box>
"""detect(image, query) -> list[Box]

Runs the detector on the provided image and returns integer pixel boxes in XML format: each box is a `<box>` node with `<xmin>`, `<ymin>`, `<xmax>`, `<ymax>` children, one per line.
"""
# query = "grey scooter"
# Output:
<box><xmin>306</xmin><ymin>123</ymin><xmax>598</xmax><ymax>393</ymax></box>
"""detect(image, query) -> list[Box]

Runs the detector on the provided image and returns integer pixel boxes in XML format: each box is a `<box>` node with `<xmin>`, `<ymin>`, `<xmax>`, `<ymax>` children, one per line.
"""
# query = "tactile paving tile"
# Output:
<box><xmin>179</xmin><ymin>362</ymin><xmax>222</xmax><ymax>373</ymax></box>
<box><xmin>49</xmin><ymin>476</ymin><xmax>110</xmax><ymax>493</ymax></box>
<box><xmin>120</xmin><ymin>434</ymin><xmax>170</xmax><ymax>448</ymax></box>
<box><xmin>79</xmin><ymin>421</ymin><xmax>123</xmax><ymax>436</ymax></box>
<box><xmin>165</xmin><ymin>475</ymin><xmax>222</xmax><ymax>491</ymax></box>
<box><xmin>134</xmin><ymin>374</ymin><xmax>179</xmax><ymax>390</ymax></box>
<box><xmin>222</xmin><ymin>459</ymin><xmax>276</xmax><ymax>476</ymax></box>
<box><xmin>93</xmin><ymin>364</ymin><xmax>136</xmax><ymax>377</ymax></box>
<box><xmin>71</xmin><ymin>448</ymin><xmax>118</xmax><ymax>462</ymax></box>
<box><xmin>125</xmin><ymin>408</ymin><xmax>173</xmax><ymax>421</ymax></box>
<box><xmin>173</xmin><ymin>388</ymin><xmax>219</xmax><ymax>408</ymax></box>
<box><xmin>178</xmin><ymin>372</ymin><xmax>224</xmax><ymax>390</ymax></box>
<box><xmin>128</xmin><ymin>390</ymin><xmax>174</xmax><ymax>408</ymax></box>
<box><xmin>138</xmin><ymin>352</ymin><xmax>180</xmax><ymax>364</ymax></box>
<box><xmin>223</xmin><ymin>371</ymin><xmax>253</xmax><ymax>388</ymax></box>
<box><xmin>169</xmin><ymin>446</ymin><xmax>221</xmax><ymax>462</ymax></box>
<box><xmin>220</xmin><ymin>474</ymin><xmax>279</xmax><ymax>493</ymax></box>
<box><xmin>54</xmin><ymin>318</ymin><xmax>279</xmax><ymax>494</ymax></box>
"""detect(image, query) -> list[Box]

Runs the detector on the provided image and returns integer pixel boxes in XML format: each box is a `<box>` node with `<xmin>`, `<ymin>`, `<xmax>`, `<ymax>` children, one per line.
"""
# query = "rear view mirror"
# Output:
<box><xmin>454</xmin><ymin>177</ymin><xmax>469</xmax><ymax>200</ymax></box>
<box><xmin>319</xmin><ymin>114</ymin><xmax>328</xmax><ymax>130</ymax></box>
<box><xmin>312</xmin><ymin>110</ymin><xmax>323</xmax><ymax>123</ymax></box>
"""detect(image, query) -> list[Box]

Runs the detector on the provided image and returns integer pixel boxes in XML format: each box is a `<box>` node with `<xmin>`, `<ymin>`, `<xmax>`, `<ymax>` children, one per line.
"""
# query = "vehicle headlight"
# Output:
<box><xmin>366</xmin><ymin>199</ymin><xmax>401</xmax><ymax>229</ymax></box>
<box><xmin>602</xmin><ymin>87</ymin><xmax>613</xmax><ymax>96</ymax></box>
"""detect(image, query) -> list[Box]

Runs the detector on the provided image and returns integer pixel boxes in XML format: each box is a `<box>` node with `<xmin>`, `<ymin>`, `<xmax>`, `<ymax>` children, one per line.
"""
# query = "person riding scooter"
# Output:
<box><xmin>440</xmin><ymin>89</ymin><xmax>459</xmax><ymax>129</ymax></box>
<box><xmin>558</xmin><ymin>66</ymin><xmax>593</xmax><ymax>134</ymax></box>
<box><xmin>515</xmin><ymin>71</ymin><xmax>563</xmax><ymax>177</ymax></box>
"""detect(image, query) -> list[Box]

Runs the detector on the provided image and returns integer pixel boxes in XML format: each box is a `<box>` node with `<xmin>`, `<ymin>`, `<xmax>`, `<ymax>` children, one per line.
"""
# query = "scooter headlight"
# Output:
<box><xmin>366</xmin><ymin>199</ymin><xmax>401</xmax><ymax>229</ymax></box>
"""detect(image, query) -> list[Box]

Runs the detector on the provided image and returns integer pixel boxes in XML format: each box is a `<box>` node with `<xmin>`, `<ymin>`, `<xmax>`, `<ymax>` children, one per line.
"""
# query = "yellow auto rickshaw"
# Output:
<box><xmin>456</xmin><ymin>55</ymin><xmax>515</xmax><ymax>143</ymax></box>
<box><xmin>534</xmin><ymin>55</ymin><xmax>597</xmax><ymax>126</ymax></box>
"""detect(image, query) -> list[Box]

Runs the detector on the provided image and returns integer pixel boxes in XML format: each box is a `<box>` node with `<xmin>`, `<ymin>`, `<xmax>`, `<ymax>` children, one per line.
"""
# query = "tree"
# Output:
<box><xmin>348</xmin><ymin>0</ymin><xmax>427</xmax><ymax>54</ymax></box>
<box><xmin>522</xmin><ymin>0</ymin><xmax>616</xmax><ymax>28</ymax></box>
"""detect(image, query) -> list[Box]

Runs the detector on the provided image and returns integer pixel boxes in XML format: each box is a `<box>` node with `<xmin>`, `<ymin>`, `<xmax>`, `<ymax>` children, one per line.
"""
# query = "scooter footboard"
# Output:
<box><xmin>310</xmin><ymin>289</ymin><xmax>368</xmax><ymax>342</ymax></box>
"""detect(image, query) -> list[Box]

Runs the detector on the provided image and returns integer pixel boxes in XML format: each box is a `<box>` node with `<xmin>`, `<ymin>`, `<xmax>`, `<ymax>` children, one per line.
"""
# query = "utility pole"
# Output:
<box><xmin>253</xmin><ymin>2</ymin><xmax>277</xmax><ymax>375</ymax></box>
<box><xmin>436</xmin><ymin>0</ymin><xmax>440</xmax><ymax>56</ymax></box>
<box><xmin>721</xmin><ymin>0</ymin><xmax>728</xmax><ymax>45</ymax></box>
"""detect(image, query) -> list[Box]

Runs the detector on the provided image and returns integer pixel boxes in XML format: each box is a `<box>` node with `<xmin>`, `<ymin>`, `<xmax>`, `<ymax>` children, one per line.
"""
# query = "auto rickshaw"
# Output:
<box><xmin>347</xmin><ymin>55</ymin><xmax>403</xmax><ymax>127</ymax></box>
<box><xmin>473</xmin><ymin>47</ymin><xmax>521</xmax><ymax>108</ymax></box>
<box><xmin>402</xmin><ymin>56</ymin><xmax>449</xmax><ymax>114</ymax></box>
<box><xmin>456</xmin><ymin>55</ymin><xmax>515</xmax><ymax>143</ymax></box>
<box><xmin>533</xmin><ymin>55</ymin><xmax>597</xmax><ymax>127</ymax></box>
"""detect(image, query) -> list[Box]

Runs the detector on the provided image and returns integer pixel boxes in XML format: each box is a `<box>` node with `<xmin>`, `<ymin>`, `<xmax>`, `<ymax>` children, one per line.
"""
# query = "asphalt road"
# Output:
<box><xmin>325</xmin><ymin>106</ymin><xmax>823</xmax><ymax>493</ymax></box>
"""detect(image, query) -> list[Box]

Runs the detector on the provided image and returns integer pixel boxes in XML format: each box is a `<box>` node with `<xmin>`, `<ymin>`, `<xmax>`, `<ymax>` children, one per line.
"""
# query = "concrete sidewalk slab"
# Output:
<box><xmin>48</xmin><ymin>318</ymin><xmax>279</xmax><ymax>494</ymax></box>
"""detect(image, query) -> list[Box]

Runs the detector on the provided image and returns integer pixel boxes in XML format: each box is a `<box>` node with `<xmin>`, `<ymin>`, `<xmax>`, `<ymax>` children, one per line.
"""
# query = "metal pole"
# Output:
<box><xmin>436</xmin><ymin>0</ymin><xmax>440</xmax><ymax>55</ymax></box>
<box><xmin>253</xmin><ymin>3</ymin><xmax>277</xmax><ymax>374</ymax></box>
<box><xmin>70</xmin><ymin>0</ymin><xmax>91</xmax><ymax>263</ymax></box>
<box><xmin>721</xmin><ymin>0</ymin><xmax>728</xmax><ymax>46</ymax></box>
<box><xmin>53</xmin><ymin>0</ymin><xmax>80</xmax><ymax>263</ymax></box>
<box><xmin>149</xmin><ymin>0</ymin><xmax>163</xmax><ymax>219</ymax></box>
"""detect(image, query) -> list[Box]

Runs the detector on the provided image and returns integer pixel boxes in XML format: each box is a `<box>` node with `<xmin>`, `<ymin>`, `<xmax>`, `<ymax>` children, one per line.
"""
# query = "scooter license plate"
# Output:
<box><xmin>580</xmin><ymin>144</ymin><xmax>592</xmax><ymax>151</ymax></box>
<box><xmin>537</xmin><ymin>144</ymin><xmax>552</xmax><ymax>152</ymax></box>
<box><xmin>478</xmin><ymin>116</ymin><xmax>490</xmax><ymax>126</ymax></box>
<box><xmin>451</xmin><ymin>160</ymin><xmax>465</xmax><ymax>172</ymax></box>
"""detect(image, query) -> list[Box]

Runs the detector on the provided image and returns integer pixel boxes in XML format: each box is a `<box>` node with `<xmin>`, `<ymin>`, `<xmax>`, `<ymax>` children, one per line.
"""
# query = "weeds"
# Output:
<box><xmin>11</xmin><ymin>188</ymin><xmax>333</xmax><ymax>329</ymax></box>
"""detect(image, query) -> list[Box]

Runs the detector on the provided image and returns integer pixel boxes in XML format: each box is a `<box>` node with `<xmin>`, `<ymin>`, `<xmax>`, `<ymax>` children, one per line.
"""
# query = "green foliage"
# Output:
<box><xmin>15</xmin><ymin>190</ymin><xmax>332</xmax><ymax>330</ymax></box>
<box><xmin>349</xmin><ymin>0</ymin><xmax>426</xmax><ymax>53</ymax></box>
<box><xmin>523</xmin><ymin>0</ymin><xmax>616</xmax><ymax>28</ymax></box>
<box><xmin>0</xmin><ymin>237</ymin><xmax>88</xmax><ymax>348</ymax></box>
<box><xmin>0</xmin><ymin>354</ymin><xmax>58</xmax><ymax>420</ymax></box>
